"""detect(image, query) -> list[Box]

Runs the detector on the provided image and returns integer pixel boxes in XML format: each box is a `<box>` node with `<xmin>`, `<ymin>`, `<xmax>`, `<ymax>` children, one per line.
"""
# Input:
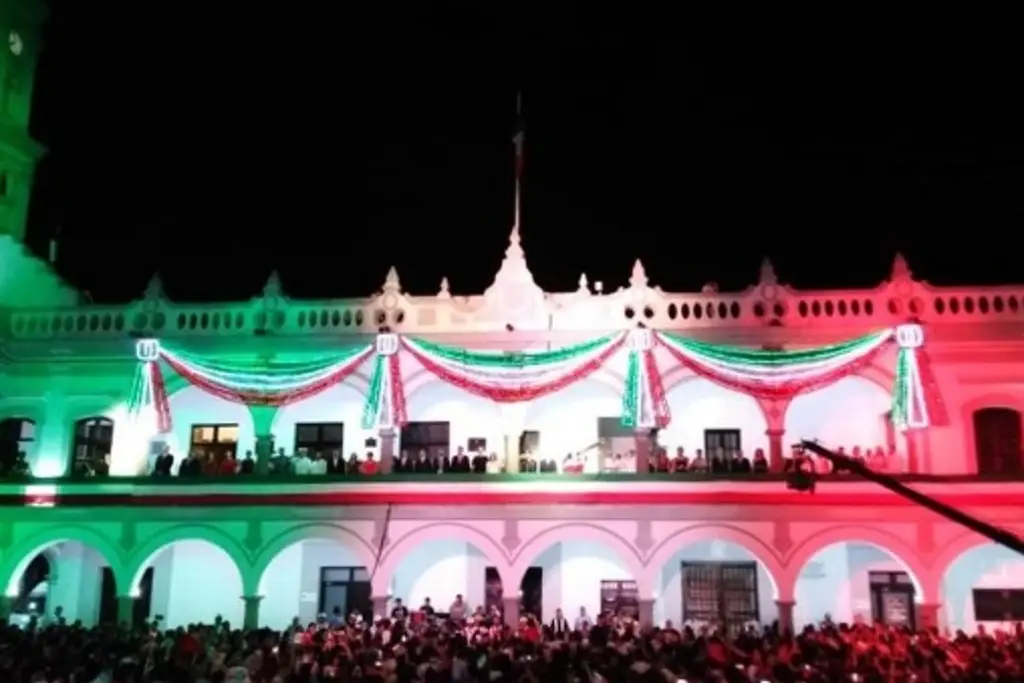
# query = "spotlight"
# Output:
<box><xmin>505</xmin><ymin>323</ymin><xmax>515</xmax><ymax>332</ymax></box>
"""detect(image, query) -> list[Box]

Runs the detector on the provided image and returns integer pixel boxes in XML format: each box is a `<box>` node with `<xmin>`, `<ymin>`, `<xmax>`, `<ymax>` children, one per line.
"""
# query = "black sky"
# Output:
<box><xmin>25</xmin><ymin>5</ymin><xmax>1024</xmax><ymax>303</ymax></box>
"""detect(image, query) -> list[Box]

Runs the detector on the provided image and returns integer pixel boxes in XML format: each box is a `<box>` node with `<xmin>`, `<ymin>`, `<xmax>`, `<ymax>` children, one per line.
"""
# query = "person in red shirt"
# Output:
<box><xmin>360</xmin><ymin>454</ymin><xmax>378</xmax><ymax>475</ymax></box>
<box><xmin>219</xmin><ymin>453</ymin><xmax>238</xmax><ymax>475</ymax></box>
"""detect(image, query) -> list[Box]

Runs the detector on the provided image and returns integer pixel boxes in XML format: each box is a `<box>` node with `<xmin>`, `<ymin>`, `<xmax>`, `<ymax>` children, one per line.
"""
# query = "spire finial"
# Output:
<box><xmin>384</xmin><ymin>266</ymin><xmax>400</xmax><ymax>291</ymax></box>
<box><xmin>505</xmin><ymin>224</ymin><xmax>524</xmax><ymax>260</ymax></box>
<box><xmin>144</xmin><ymin>273</ymin><xmax>164</xmax><ymax>300</ymax></box>
<box><xmin>438</xmin><ymin>276</ymin><xmax>451</xmax><ymax>298</ymax></box>
<box><xmin>759</xmin><ymin>257</ymin><xmax>777</xmax><ymax>285</ymax></box>
<box><xmin>263</xmin><ymin>270</ymin><xmax>282</xmax><ymax>297</ymax></box>
<box><xmin>630</xmin><ymin>259</ymin><xmax>648</xmax><ymax>288</ymax></box>
<box><xmin>891</xmin><ymin>252</ymin><xmax>911</xmax><ymax>281</ymax></box>
<box><xmin>578</xmin><ymin>272</ymin><xmax>589</xmax><ymax>292</ymax></box>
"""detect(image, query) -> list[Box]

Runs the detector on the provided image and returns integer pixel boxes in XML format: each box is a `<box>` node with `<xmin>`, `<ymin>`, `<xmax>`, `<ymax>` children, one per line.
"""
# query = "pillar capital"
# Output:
<box><xmin>241</xmin><ymin>594</ymin><xmax>264</xmax><ymax>603</ymax></box>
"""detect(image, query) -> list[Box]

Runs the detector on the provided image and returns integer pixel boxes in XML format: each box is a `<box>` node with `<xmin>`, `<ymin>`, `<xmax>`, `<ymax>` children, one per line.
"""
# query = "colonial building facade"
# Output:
<box><xmin>1</xmin><ymin>0</ymin><xmax>1023</xmax><ymax>641</ymax></box>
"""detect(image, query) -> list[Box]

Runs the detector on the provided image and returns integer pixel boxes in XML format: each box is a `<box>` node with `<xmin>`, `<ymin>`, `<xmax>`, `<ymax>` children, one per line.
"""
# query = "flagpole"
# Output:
<box><xmin>513</xmin><ymin>91</ymin><xmax>523</xmax><ymax>234</ymax></box>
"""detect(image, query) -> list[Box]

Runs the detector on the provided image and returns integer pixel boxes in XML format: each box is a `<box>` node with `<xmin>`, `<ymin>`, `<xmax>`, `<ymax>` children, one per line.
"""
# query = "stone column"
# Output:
<box><xmin>633</xmin><ymin>431</ymin><xmax>651</xmax><ymax>474</ymax></box>
<box><xmin>249</xmin><ymin>405</ymin><xmax>277</xmax><ymax>475</ymax></box>
<box><xmin>504</xmin><ymin>434</ymin><xmax>519</xmax><ymax>474</ymax></box>
<box><xmin>766</xmin><ymin>429</ymin><xmax>785</xmax><ymax>472</ymax></box>
<box><xmin>254</xmin><ymin>435</ymin><xmax>274</xmax><ymax>475</ymax></box>
<box><xmin>371</xmin><ymin>595</ymin><xmax>389</xmax><ymax>620</ymax></box>
<box><xmin>0</xmin><ymin>595</ymin><xmax>13</xmax><ymax>620</ymax></box>
<box><xmin>775</xmin><ymin>600</ymin><xmax>795</xmax><ymax>634</ymax></box>
<box><xmin>241</xmin><ymin>595</ymin><xmax>262</xmax><ymax>630</ymax></box>
<box><xmin>637</xmin><ymin>598</ymin><xmax>655</xmax><ymax>628</ymax></box>
<box><xmin>916</xmin><ymin>602</ymin><xmax>940</xmax><ymax>631</ymax></box>
<box><xmin>378</xmin><ymin>428</ymin><xmax>396</xmax><ymax>474</ymax></box>
<box><xmin>502</xmin><ymin>596</ymin><xmax>520</xmax><ymax>626</ymax></box>
<box><xmin>117</xmin><ymin>595</ymin><xmax>136</xmax><ymax>628</ymax></box>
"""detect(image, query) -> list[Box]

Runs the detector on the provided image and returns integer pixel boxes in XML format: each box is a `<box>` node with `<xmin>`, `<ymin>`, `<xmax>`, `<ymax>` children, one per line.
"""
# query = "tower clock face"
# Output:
<box><xmin>9</xmin><ymin>30</ymin><xmax>23</xmax><ymax>56</ymax></box>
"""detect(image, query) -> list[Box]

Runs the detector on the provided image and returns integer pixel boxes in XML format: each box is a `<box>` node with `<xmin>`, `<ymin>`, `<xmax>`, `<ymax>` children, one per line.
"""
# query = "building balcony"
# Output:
<box><xmin>2</xmin><ymin>471</ymin><xmax>1023</xmax><ymax>510</ymax></box>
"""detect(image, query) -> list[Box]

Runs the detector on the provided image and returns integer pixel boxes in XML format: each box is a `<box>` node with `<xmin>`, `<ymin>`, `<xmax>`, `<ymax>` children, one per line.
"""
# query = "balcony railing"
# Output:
<box><xmin>8</xmin><ymin>258</ymin><xmax>1024</xmax><ymax>342</ymax></box>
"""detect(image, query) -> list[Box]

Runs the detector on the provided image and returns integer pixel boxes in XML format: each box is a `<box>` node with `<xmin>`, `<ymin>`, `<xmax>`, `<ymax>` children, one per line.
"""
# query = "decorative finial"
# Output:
<box><xmin>438</xmin><ymin>276</ymin><xmax>451</xmax><ymax>298</ymax></box>
<box><xmin>578</xmin><ymin>273</ymin><xmax>589</xmax><ymax>292</ymax></box>
<box><xmin>759</xmin><ymin>258</ymin><xmax>777</xmax><ymax>285</ymax></box>
<box><xmin>263</xmin><ymin>270</ymin><xmax>282</xmax><ymax>298</ymax></box>
<box><xmin>891</xmin><ymin>253</ymin><xmax>911</xmax><ymax>281</ymax></box>
<box><xmin>384</xmin><ymin>266</ymin><xmax>401</xmax><ymax>291</ymax></box>
<box><xmin>505</xmin><ymin>225</ymin><xmax>524</xmax><ymax>260</ymax></box>
<box><xmin>630</xmin><ymin>259</ymin><xmax>648</xmax><ymax>288</ymax></box>
<box><xmin>144</xmin><ymin>273</ymin><xmax>164</xmax><ymax>300</ymax></box>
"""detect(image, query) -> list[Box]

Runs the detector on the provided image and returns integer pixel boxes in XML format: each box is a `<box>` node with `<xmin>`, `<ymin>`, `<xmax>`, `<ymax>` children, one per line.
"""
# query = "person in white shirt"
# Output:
<box><xmin>292</xmin><ymin>449</ymin><xmax>312</xmax><ymax>475</ymax></box>
<box><xmin>309</xmin><ymin>453</ymin><xmax>327</xmax><ymax>475</ymax></box>
<box><xmin>574</xmin><ymin>606</ymin><xmax>592</xmax><ymax>631</ymax></box>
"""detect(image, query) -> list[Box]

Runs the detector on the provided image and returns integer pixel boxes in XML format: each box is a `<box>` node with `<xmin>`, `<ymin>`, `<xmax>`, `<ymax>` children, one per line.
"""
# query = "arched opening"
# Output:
<box><xmin>71</xmin><ymin>416</ymin><xmax>115</xmax><ymax>477</ymax></box>
<box><xmin>941</xmin><ymin>543</ymin><xmax>1024</xmax><ymax>633</ymax></box>
<box><xmin>522</xmin><ymin>379</ymin><xmax>623</xmax><ymax>473</ymax></box>
<box><xmin>400</xmin><ymin>380</ymin><xmax>502</xmax><ymax>468</ymax></box>
<box><xmin>163</xmin><ymin>386</ymin><xmax>254</xmax><ymax>475</ymax></box>
<box><xmin>660</xmin><ymin>378</ymin><xmax>768</xmax><ymax>467</ymax></box>
<box><xmin>271</xmin><ymin>384</ymin><xmax>370</xmax><ymax>466</ymax></box>
<box><xmin>972</xmin><ymin>408</ymin><xmax>1022</xmax><ymax>476</ymax></box>
<box><xmin>131</xmin><ymin>540</ymin><xmax>245</xmax><ymax>628</ymax></box>
<box><xmin>257</xmin><ymin>537</ymin><xmax>373</xmax><ymax>630</ymax></box>
<box><xmin>786</xmin><ymin>376</ymin><xmax>897</xmax><ymax>469</ymax></box>
<box><xmin>5</xmin><ymin>541</ymin><xmax>113</xmax><ymax>627</ymax></box>
<box><xmin>651</xmin><ymin>539</ymin><xmax>778</xmax><ymax>635</ymax></box>
<box><xmin>793</xmin><ymin>541</ymin><xmax>922</xmax><ymax>629</ymax></box>
<box><xmin>383</xmin><ymin>538</ymin><xmax>495</xmax><ymax>620</ymax></box>
<box><xmin>0</xmin><ymin>417</ymin><xmax>34</xmax><ymax>476</ymax></box>
<box><xmin>510</xmin><ymin>527</ymin><xmax>646</xmax><ymax>624</ymax></box>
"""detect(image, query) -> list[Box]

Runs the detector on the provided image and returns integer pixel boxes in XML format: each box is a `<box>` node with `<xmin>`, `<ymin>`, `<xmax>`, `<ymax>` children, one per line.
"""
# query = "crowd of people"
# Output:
<box><xmin>0</xmin><ymin>439</ymin><xmax>905</xmax><ymax>480</ymax></box>
<box><xmin>2</xmin><ymin>601</ymin><xmax>1021</xmax><ymax>683</ymax></box>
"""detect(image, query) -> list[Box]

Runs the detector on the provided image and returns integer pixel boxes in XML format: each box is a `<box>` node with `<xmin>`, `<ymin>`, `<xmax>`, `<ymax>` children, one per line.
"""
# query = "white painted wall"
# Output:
<box><xmin>258</xmin><ymin>540</ymin><xmax>367</xmax><ymax>629</ymax></box>
<box><xmin>391</xmin><ymin>541</ymin><xmax>486</xmax><ymax>612</ymax></box>
<box><xmin>403</xmin><ymin>383</ymin><xmax>503</xmax><ymax>456</ymax></box>
<box><xmin>47</xmin><ymin>542</ymin><xmax>107</xmax><ymax>626</ymax></box>
<box><xmin>163</xmin><ymin>387</ymin><xmax>253</xmax><ymax>463</ymax></box>
<box><xmin>942</xmin><ymin>544</ymin><xmax>1024</xmax><ymax>633</ymax></box>
<box><xmin>654</xmin><ymin>541</ymin><xmax>777</xmax><ymax>628</ymax></box>
<box><xmin>145</xmin><ymin>541</ymin><xmax>244</xmax><ymax>628</ymax></box>
<box><xmin>553</xmin><ymin>541</ymin><xmax>633</xmax><ymax>620</ymax></box>
<box><xmin>272</xmin><ymin>385</ymin><xmax>371</xmax><ymax>457</ymax></box>
<box><xmin>523</xmin><ymin>380</ymin><xmax>622</xmax><ymax>461</ymax></box>
<box><xmin>794</xmin><ymin>543</ymin><xmax>905</xmax><ymax>627</ymax></box>
<box><xmin>659</xmin><ymin>379</ymin><xmax>768</xmax><ymax>456</ymax></box>
<box><xmin>786</xmin><ymin>377</ymin><xmax>891</xmax><ymax>452</ymax></box>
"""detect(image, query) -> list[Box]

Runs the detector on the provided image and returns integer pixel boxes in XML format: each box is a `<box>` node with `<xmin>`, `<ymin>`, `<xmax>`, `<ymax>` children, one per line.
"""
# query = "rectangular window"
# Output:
<box><xmin>400</xmin><ymin>421</ymin><xmax>450</xmax><ymax>459</ymax></box>
<box><xmin>189</xmin><ymin>423</ymin><xmax>239</xmax><ymax>462</ymax></box>
<box><xmin>681</xmin><ymin>561</ymin><xmax>759</xmax><ymax>638</ymax></box>
<box><xmin>294</xmin><ymin>422</ymin><xmax>345</xmax><ymax>458</ymax></box>
<box><xmin>704</xmin><ymin>429</ymin><xmax>741</xmax><ymax>459</ymax></box>
<box><xmin>973</xmin><ymin>589</ymin><xmax>1024</xmax><ymax>622</ymax></box>
<box><xmin>600</xmin><ymin>580</ymin><xmax>639</xmax><ymax>618</ymax></box>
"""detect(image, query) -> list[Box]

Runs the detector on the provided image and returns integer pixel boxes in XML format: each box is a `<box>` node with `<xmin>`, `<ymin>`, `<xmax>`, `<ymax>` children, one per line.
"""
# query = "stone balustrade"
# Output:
<box><xmin>5</xmin><ymin>255</ymin><xmax>1024</xmax><ymax>342</ymax></box>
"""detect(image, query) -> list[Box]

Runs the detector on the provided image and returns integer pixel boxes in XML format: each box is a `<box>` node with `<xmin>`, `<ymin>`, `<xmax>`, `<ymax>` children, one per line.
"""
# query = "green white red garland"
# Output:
<box><xmin>127</xmin><ymin>323</ymin><xmax>943</xmax><ymax>440</ymax></box>
<box><xmin>401</xmin><ymin>333</ymin><xmax>626</xmax><ymax>404</ymax></box>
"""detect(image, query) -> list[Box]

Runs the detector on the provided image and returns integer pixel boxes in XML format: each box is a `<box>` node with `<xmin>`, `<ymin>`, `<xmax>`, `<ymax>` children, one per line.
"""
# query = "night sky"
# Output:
<box><xmin>26</xmin><ymin>5</ymin><xmax>1024</xmax><ymax>303</ymax></box>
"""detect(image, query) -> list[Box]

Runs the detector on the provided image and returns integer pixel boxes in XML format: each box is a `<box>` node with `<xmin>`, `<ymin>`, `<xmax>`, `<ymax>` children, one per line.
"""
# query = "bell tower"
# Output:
<box><xmin>0</xmin><ymin>1</ymin><xmax>43</xmax><ymax>241</ymax></box>
<box><xmin>0</xmin><ymin>1</ymin><xmax>75</xmax><ymax>307</ymax></box>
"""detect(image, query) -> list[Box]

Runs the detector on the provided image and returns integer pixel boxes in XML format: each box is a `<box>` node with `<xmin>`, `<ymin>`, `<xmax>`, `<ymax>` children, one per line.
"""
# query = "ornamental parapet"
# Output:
<box><xmin>6</xmin><ymin>255</ymin><xmax>1024</xmax><ymax>342</ymax></box>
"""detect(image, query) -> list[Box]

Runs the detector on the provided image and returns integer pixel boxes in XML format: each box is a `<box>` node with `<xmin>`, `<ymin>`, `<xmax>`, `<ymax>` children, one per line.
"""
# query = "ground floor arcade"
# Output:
<box><xmin>1</xmin><ymin>515</ymin><xmax>1021</xmax><ymax>634</ymax></box>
